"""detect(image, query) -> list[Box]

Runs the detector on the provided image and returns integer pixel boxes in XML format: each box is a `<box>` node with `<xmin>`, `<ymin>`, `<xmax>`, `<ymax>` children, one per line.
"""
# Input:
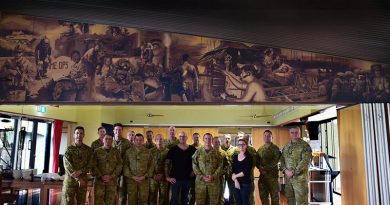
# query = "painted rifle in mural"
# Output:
<box><xmin>0</xmin><ymin>14</ymin><xmax>389</xmax><ymax>103</ymax></box>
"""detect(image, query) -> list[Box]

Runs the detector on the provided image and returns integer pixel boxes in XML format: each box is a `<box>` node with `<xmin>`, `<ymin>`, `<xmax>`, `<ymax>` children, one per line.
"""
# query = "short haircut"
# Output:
<box><xmin>264</xmin><ymin>130</ymin><xmax>273</xmax><ymax>135</ymax></box>
<box><xmin>168</xmin><ymin>126</ymin><xmax>176</xmax><ymax>131</ymax></box>
<box><xmin>113</xmin><ymin>123</ymin><xmax>123</xmax><ymax>128</ymax></box>
<box><xmin>98</xmin><ymin>126</ymin><xmax>105</xmax><ymax>131</ymax></box>
<box><xmin>104</xmin><ymin>133</ymin><xmax>113</xmax><ymax>139</ymax></box>
<box><xmin>146</xmin><ymin>130</ymin><xmax>153</xmax><ymax>134</ymax></box>
<box><xmin>289</xmin><ymin>126</ymin><xmax>301</xmax><ymax>132</ymax></box>
<box><xmin>203</xmin><ymin>133</ymin><xmax>213</xmax><ymax>139</ymax></box>
<box><xmin>193</xmin><ymin>132</ymin><xmax>200</xmax><ymax>136</ymax></box>
<box><xmin>135</xmin><ymin>133</ymin><xmax>144</xmax><ymax>139</ymax></box>
<box><xmin>74</xmin><ymin>126</ymin><xmax>84</xmax><ymax>133</ymax></box>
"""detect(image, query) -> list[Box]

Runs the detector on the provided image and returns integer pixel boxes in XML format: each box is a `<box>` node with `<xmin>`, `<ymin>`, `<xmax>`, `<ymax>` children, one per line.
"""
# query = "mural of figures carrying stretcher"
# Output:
<box><xmin>0</xmin><ymin>14</ymin><xmax>389</xmax><ymax>103</ymax></box>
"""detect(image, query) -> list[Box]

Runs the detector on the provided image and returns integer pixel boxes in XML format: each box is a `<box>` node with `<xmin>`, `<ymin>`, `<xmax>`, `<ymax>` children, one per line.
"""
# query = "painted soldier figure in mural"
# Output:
<box><xmin>192</xmin><ymin>133</ymin><xmax>223</xmax><ymax>205</ymax></box>
<box><xmin>256</xmin><ymin>130</ymin><xmax>281</xmax><ymax>205</ymax></box>
<box><xmin>35</xmin><ymin>36</ymin><xmax>52</xmax><ymax>79</ymax></box>
<box><xmin>220</xmin><ymin>65</ymin><xmax>267</xmax><ymax>102</ymax></box>
<box><xmin>370</xmin><ymin>64</ymin><xmax>389</xmax><ymax>101</ymax></box>
<box><xmin>61</xmin><ymin>126</ymin><xmax>93</xmax><ymax>205</ymax></box>
<box><xmin>92</xmin><ymin>134</ymin><xmax>123</xmax><ymax>205</ymax></box>
<box><xmin>172</xmin><ymin>54</ymin><xmax>199</xmax><ymax>102</ymax></box>
<box><xmin>0</xmin><ymin>45</ymin><xmax>36</xmax><ymax>101</ymax></box>
<box><xmin>280</xmin><ymin>126</ymin><xmax>312</xmax><ymax>205</ymax></box>
<box><xmin>123</xmin><ymin>133</ymin><xmax>154</xmax><ymax>205</ymax></box>
<box><xmin>149</xmin><ymin>134</ymin><xmax>169</xmax><ymax>205</ymax></box>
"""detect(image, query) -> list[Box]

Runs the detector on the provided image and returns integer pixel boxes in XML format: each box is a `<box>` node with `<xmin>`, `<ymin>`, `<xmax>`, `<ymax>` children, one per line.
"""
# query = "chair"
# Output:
<box><xmin>0</xmin><ymin>172</ymin><xmax>18</xmax><ymax>204</ymax></box>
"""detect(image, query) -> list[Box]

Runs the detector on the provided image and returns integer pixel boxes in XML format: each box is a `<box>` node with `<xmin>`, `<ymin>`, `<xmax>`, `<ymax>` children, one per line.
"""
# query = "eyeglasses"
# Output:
<box><xmin>237</xmin><ymin>144</ymin><xmax>246</xmax><ymax>146</ymax></box>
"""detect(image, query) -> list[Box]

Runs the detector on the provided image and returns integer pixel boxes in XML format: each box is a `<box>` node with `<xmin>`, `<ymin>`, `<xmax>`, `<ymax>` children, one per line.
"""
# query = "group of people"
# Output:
<box><xmin>62</xmin><ymin>124</ymin><xmax>312</xmax><ymax>205</ymax></box>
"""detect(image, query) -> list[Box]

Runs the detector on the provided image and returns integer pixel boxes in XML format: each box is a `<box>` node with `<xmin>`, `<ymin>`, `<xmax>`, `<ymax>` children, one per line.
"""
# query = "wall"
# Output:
<box><xmin>338</xmin><ymin>105</ymin><xmax>368</xmax><ymax>205</ymax></box>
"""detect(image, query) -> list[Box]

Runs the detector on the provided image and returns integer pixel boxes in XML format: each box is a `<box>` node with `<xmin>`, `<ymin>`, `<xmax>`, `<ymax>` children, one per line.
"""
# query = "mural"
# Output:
<box><xmin>0</xmin><ymin>14</ymin><xmax>389</xmax><ymax>103</ymax></box>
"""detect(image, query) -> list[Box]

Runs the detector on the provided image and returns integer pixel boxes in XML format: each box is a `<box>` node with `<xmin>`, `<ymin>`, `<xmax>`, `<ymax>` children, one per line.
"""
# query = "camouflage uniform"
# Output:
<box><xmin>217</xmin><ymin>148</ymin><xmax>229</xmax><ymax>205</ymax></box>
<box><xmin>92</xmin><ymin>147</ymin><xmax>123</xmax><ymax>205</ymax></box>
<box><xmin>91</xmin><ymin>139</ymin><xmax>104</xmax><ymax>152</ymax></box>
<box><xmin>113</xmin><ymin>138</ymin><xmax>132</xmax><ymax>205</ymax></box>
<box><xmin>123</xmin><ymin>146</ymin><xmax>154</xmax><ymax>205</ymax></box>
<box><xmin>192</xmin><ymin>147</ymin><xmax>223</xmax><ymax>205</ymax></box>
<box><xmin>149</xmin><ymin>147</ymin><xmax>169</xmax><ymax>205</ymax></box>
<box><xmin>61</xmin><ymin>143</ymin><xmax>93</xmax><ymax>205</ymax></box>
<box><xmin>189</xmin><ymin>143</ymin><xmax>201</xmax><ymax>205</ymax></box>
<box><xmin>221</xmin><ymin>145</ymin><xmax>238</xmax><ymax>205</ymax></box>
<box><xmin>247</xmin><ymin>145</ymin><xmax>258</xmax><ymax>205</ymax></box>
<box><xmin>280</xmin><ymin>139</ymin><xmax>312</xmax><ymax>205</ymax></box>
<box><xmin>257</xmin><ymin>143</ymin><xmax>281</xmax><ymax>205</ymax></box>
<box><xmin>163</xmin><ymin>138</ymin><xmax>179</xmax><ymax>150</ymax></box>
<box><xmin>144</xmin><ymin>141</ymin><xmax>156</xmax><ymax>149</ymax></box>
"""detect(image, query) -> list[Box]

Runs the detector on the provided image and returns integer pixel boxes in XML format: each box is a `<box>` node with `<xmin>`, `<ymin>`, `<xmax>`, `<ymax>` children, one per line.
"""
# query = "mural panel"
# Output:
<box><xmin>0</xmin><ymin>14</ymin><xmax>389</xmax><ymax>103</ymax></box>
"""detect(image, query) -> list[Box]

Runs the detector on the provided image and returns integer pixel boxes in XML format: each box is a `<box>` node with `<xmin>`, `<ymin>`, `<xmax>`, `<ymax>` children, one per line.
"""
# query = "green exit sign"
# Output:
<box><xmin>37</xmin><ymin>106</ymin><xmax>47</xmax><ymax>113</ymax></box>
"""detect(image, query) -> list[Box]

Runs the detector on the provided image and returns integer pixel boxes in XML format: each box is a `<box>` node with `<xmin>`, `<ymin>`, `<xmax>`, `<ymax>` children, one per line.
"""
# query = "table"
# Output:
<box><xmin>2</xmin><ymin>179</ymin><xmax>93</xmax><ymax>205</ymax></box>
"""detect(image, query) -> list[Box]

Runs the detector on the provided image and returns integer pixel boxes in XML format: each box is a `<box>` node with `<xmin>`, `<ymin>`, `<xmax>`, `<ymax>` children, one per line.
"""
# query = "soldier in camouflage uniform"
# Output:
<box><xmin>192</xmin><ymin>133</ymin><xmax>223</xmax><ymax>205</ymax></box>
<box><xmin>280</xmin><ymin>126</ymin><xmax>312</xmax><ymax>205</ymax></box>
<box><xmin>93</xmin><ymin>134</ymin><xmax>123</xmax><ymax>205</ymax></box>
<box><xmin>123</xmin><ymin>133</ymin><xmax>154</xmax><ymax>205</ymax></box>
<box><xmin>221</xmin><ymin>134</ymin><xmax>238</xmax><ymax>205</ymax></box>
<box><xmin>61</xmin><ymin>126</ymin><xmax>93</xmax><ymax>205</ymax></box>
<box><xmin>126</xmin><ymin>130</ymin><xmax>136</xmax><ymax>145</ymax></box>
<box><xmin>112</xmin><ymin>123</ymin><xmax>132</xmax><ymax>205</ymax></box>
<box><xmin>257</xmin><ymin>130</ymin><xmax>281</xmax><ymax>205</ymax></box>
<box><xmin>212</xmin><ymin>136</ymin><xmax>229</xmax><ymax>205</ymax></box>
<box><xmin>189</xmin><ymin>132</ymin><xmax>201</xmax><ymax>205</ymax></box>
<box><xmin>163</xmin><ymin>126</ymin><xmax>179</xmax><ymax>149</ymax></box>
<box><xmin>145</xmin><ymin>130</ymin><xmax>156</xmax><ymax>149</ymax></box>
<box><xmin>242</xmin><ymin>133</ymin><xmax>258</xmax><ymax>205</ymax></box>
<box><xmin>91</xmin><ymin>127</ymin><xmax>106</xmax><ymax>151</ymax></box>
<box><xmin>149</xmin><ymin>134</ymin><xmax>169</xmax><ymax>205</ymax></box>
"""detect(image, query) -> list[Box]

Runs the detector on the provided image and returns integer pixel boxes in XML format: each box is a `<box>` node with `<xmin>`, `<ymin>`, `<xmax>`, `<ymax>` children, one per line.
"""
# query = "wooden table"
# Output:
<box><xmin>2</xmin><ymin>179</ymin><xmax>93</xmax><ymax>205</ymax></box>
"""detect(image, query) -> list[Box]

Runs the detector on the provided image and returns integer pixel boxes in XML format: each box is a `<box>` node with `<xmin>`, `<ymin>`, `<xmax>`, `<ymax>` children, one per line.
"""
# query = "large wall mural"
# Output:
<box><xmin>0</xmin><ymin>14</ymin><xmax>389</xmax><ymax>104</ymax></box>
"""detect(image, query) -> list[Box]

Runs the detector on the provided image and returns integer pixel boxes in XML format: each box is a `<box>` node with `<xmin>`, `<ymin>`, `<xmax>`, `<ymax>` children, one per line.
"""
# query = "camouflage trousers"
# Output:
<box><xmin>218</xmin><ymin>176</ymin><xmax>226</xmax><ymax>205</ymax></box>
<box><xmin>258</xmin><ymin>175</ymin><xmax>280</xmax><ymax>205</ymax></box>
<box><xmin>127</xmin><ymin>178</ymin><xmax>150</xmax><ymax>205</ymax></box>
<box><xmin>118</xmin><ymin>176</ymin><xmax>128</xmax><ymax>205</ymax></box>
<box><xmin>225</xmin><ymin>178</ymin><xmax>236</xmax><ymax>205</ymax></box>
<box><xmin>61</xmin><ymin>177</ymin><xmax>87</xmax><ymax>205</ymax></box>
<box><xmin>94</xmin><ymin>180</ymin><xmax>117</xmax><ymax>205</ymax></box>
<box><xmin>285</xmin><ymin>178</ymin><xmax>308</xmax><ymax>205</ymax></box>
<box><xmin>149</xmin><ymin>178</ymin><xmax>169</xmax><ymax>205</ymax></box>
<box><xmin>195</xmin><ymin>180</ymin><xmax>220</xmax><ymax>205</ymax></box>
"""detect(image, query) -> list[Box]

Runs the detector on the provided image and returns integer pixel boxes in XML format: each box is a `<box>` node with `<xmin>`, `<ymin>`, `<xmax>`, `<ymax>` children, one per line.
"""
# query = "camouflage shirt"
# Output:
<box><xmin>91</xmin><ymin>138</ymin><xmax>104</xmax><ymax>152</ymax></box>
<box><xmin>63</xmin><ymin>143</ymin><xmax>93</xmax><ymax>181</ymax></box>
<box><xmin>93</xmin><ymin>147</ymin><xmax>123</xmax><ymax>179</ymax></box>
<box><xmin>150</xmin><ymin>147</ymin><xmax>169</xmax><ymax>176</ymax></box>
<box><xmin>144</xmin><ymin>141</ymin><xmax>157</xmax><ymax>149</ymax></box>
<box><xmin>123</xmin><ymin>146</ymin><xmax>153</xmax><ymax>178</ymax></box>
<box><xmin>163</xmin><ymin>138</ymin><xmax>179</xmax><ymax>150</ymax></box>
<box><xmin>217</xmin><ymin>148</ymin><xmax>230</xmax><ymax>176</ymax></box>
<box><xmin>112</xmin><ymin>138</ymin><xmax>132</xmax><ymax>158</ymax></box>
<box><xmin>192</xmin><ymin>147</ymin><xmax>223</xmax><ymax>183</ymax></box>
<box><xmin>280</xmin><ymin>139</ymin><xmax>312</xmax><ymax>180</ymax></box>
<box><xmin>257</xmin><ymin>142</ymin><xmax>281</xmax><ymax>178</ymax></box>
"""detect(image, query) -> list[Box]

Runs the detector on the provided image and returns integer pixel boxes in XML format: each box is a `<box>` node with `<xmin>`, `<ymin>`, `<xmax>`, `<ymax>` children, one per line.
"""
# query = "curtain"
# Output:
<box><xmin>51</xmin><ymin>120</ymin><xmax>63</xmax><ymax>173</ymax></box>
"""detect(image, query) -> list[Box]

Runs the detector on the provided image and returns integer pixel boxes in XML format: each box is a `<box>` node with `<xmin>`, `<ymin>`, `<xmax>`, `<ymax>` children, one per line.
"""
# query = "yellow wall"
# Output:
<box><xmin>338</xmin><ymin>105</ymin><xmax>368</xmax><ymax>205</ymax></box>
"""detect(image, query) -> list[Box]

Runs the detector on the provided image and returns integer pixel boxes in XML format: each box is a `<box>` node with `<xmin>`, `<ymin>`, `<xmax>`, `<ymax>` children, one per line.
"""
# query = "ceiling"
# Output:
<box><xmin>2</xmin><ymin>0</ymin><xmax>390</xmax><ymax>63</ymax></box>
<box><xmin>0</xmin><ymin>104</ymin><xmax>333</xmax><ymax>126</ymax></box>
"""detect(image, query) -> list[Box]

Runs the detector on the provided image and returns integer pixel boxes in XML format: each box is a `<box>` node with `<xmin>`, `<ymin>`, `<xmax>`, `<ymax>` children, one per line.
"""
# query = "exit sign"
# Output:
<box><xmin>36</xmin><ymin>106</ymin><xmax>47</xmax><ymax>113</ymax></box>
